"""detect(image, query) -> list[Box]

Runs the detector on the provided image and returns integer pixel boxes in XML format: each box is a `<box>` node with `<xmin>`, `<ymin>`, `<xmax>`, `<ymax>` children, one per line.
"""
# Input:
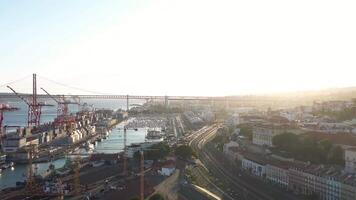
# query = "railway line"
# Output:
<box><xmin>189</xmin><ymin>124</ymin><xmax>274</xmax><ymax>200</ymax></box>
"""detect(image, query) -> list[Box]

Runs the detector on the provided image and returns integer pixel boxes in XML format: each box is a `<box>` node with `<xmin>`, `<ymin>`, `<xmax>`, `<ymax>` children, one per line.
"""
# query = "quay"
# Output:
<box><xmin>1</xmin><ymin>109</ymin><xmax>126</xmax><ymax>164</ymax></box>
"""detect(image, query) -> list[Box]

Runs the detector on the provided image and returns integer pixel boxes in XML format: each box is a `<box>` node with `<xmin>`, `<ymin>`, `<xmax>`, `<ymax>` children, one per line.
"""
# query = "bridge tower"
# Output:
<box><xmin>164</xmin><ymin>95</ymin><xmax>169</xmax><ymax>109</ymax></box>
<box><xmin>126</xmin><ymin>94</ymin><xmax>129</xmax><ymax>111</ymax></box>
<box><xmin>225</xmin><ymin>97</ymin><xmax>230</xmax><ymax>111</ymax></box>
<box><xmin>210</xmin><ymin>98</ymin><xmax>214</xmax><ymax>109</ymax></box>
<box><xmin>7</xmin><ymin>74</ymin><xmax>53</xmax><ymax>127</ymax></box>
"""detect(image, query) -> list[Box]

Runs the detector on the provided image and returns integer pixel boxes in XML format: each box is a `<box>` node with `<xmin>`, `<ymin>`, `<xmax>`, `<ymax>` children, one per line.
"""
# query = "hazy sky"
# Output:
<box><xmin>1</xmin><ymin>0</ymin><xmax>355</xmax><ymax>96</ymax></box>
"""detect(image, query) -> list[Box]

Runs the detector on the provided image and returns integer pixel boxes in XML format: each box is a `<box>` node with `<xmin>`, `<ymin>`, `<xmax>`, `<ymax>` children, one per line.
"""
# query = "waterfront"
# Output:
<box><xmin>2</xmin><ymin>99</ymin><xmax>144</xmax><ymax>127</ymax></box>
<box><xmin>0</xmin><ymin>99</ymin><xmax>146</xmax><ymax>190</ymax></box>
<box><xmin>0</xmin><ymin>123</ymin><xmax>148</xmax><ymax>189</ymax></box>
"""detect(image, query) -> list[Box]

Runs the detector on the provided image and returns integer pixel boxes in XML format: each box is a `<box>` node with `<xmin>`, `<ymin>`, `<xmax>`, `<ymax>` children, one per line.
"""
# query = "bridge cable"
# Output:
<box><xmin>38</xmin><ymin>75</ymin><xmax>110</xmax><ymax>95</ymax></box>
<box><xmin>0</xmin><ymin>74</ymin><xmax>32</xmax><ymax>88</ymax></box>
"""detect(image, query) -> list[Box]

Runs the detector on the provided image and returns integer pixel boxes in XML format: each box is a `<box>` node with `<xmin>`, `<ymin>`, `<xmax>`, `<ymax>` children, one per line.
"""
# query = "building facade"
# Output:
<box><xmin>266</xmin><ymin>164</ymin><xmax>289</xmax><ymax>188</ymax></box>
<box><xmin>252</xmin><ymin>127</ymin><xmax>276</xmax><ymax>147</ymax></box>
<box><xmin>345</xmin><ymin>148</ymin><xmax>356</xmax><ymax>173</ymax></box>
<box><xmin>241</xmin><ymin>157</ymin><xmax>266</xmax><ymax>177</ymax></box>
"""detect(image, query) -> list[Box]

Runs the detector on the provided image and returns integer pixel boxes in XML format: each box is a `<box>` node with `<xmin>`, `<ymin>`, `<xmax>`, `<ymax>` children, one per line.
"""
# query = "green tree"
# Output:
<box><xmin>175</xmin><ymin>145</ymin><xmax>194</xmax><ymax>159</ymax></box>
<box><xmin>319</xmin><ymin>139</ymin><xmax>332</xmax><ymax>152</ymax></box>
<box><xmin>272</xmin><ymin>132</ymin><xmax>300</xmax><ymax>154</ymax></box>
<box><xmin>327</xmin><ymin>146</ymin><xmax>344</xmax><ymax>165</ymax></box>
<box><xmin>237</xmin><ymin>125</ymin><xmax>253</xmax><ymax>140</ymax></box>
<box><xmin>149</xmin><ymin>193</ymin><xmax>165</xmax><ymax>200</ymax></box>
<box><xmin>133</xmin><ymin>142</ymin><xmax>171</xmax><ymax>161</ymax></box>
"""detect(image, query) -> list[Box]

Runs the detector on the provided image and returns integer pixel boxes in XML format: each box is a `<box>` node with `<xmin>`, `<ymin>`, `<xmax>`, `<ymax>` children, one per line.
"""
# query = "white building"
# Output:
<box><xmin>266</xmin><ymin>164</ymin><xmax>289</xmax><ymax>188</ymax></box>
<box><xmin>241</xmin><ymin>157</ymin><xmax>266</xmax><ymax>177</ymax></box>
<box><xmin>223</xmin><ymin>141</ymin><xmax>239</xmax><ymax>161</ymax></box>
<box><xmin>345</xmin><ymin>148</ymin><xmax>356</xmax><ymax>173</ymax></box>
<box><xmin>159</xmin><ymin>161</ymin><xmax>176</xmax><ymax>176</ymax></box>
<box><xmin>252</xmin><ymin>127</ymin><xmax>277</xmax><ymax>147</ymax></box>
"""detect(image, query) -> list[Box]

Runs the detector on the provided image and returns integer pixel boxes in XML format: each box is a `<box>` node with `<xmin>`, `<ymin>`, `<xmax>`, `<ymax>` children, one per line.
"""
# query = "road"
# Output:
<box><xmin>189</xmin><ymin>124</ymin><xmax>300</xmax><ymax>200</ymax></box>
<box><xmin>152</xmin><ymin>169</ymin><xmax>180</xmax><ymax>200</ymax></box>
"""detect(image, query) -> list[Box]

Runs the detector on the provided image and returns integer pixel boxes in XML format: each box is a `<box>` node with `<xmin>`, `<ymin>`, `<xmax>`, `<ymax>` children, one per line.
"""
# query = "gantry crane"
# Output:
<box><xmin>7</xmin><ymin>74</ymin><xmax>53</xmax><ymax>127</ymax></box>
<box><xmin>0</xmin><ymin>103</ymin><xmax>18</xmax><ymax>137</ymax></box>
<box><xmin>40</xmin><ymin>87</ymin><xmax>77</xmax><ymax>127</ymax></box>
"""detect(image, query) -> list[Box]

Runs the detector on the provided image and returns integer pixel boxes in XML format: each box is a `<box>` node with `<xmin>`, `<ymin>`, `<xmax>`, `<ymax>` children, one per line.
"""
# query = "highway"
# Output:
<box><xmin>189</xmin><ymin>124</ymin><xmax>300</xmax><ymax>200</ymax></box>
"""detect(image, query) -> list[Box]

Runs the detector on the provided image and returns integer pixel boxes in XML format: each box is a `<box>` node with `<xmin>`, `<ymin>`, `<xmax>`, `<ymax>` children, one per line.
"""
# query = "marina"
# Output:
<box><xmin>0</xmin><ymin>112</ymin><xmax>170</xmax><ymax>190</ymax></box>
<box><xmin>0</xmin><ymin>122</ymin><xmax>153</xmax><ymax>189</ymax></box>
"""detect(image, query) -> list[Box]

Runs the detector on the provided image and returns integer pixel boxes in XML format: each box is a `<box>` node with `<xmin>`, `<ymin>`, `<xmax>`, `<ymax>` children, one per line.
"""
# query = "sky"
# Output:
<box><xmin>0</xmin><ymin>0</ymin><xmax>356</xmax><ymax>96</ymax></box>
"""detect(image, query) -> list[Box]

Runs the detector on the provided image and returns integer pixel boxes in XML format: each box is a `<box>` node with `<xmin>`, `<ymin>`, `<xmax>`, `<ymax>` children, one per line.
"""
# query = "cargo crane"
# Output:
<box><xmin>40</xmin><ymin>87</ymin><xmax>77</xmax><ymax>127</ymax></box>
<box><xmin>7</xmin><ymin>74</ymin><xmax>53</xmax><ymax>127</ymax></box>
<box><xmin>0</xmin><ymin>104</ymin><xmax>18</xmax><ymax>137</ymax></box>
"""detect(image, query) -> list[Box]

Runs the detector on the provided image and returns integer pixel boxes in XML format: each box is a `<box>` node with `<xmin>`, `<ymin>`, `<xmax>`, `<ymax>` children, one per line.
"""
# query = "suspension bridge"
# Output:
<box><xmin>0</xmin><ymin>73</ymin><xmax>273</xmax><ymax>108</ymax></box>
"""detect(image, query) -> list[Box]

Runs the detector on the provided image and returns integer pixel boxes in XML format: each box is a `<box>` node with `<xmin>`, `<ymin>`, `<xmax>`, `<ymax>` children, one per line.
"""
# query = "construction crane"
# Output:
<box><xmin>40</xmin><ymin>87</ymin><xmax>77</xmax><ymax>127</ymax></box>
<box><xmin>140</xmin><ymin>150</ymin><xmax>144</xmax><ymax>200</ymax></box>
<box><xmin>120</xmin><ymin>126</ymin><xmax>139</xmax><ymax>176</ymax></box>
<box><xmin>7</xmin><ymin>74</ymin><xmax>53</xmax><ymax>127</ymax></box>
<box><xmin>24</xmin><ymin>144</ymin><xmax>38</xmax><ymax>194</ymax></box>
<box><xmin>73</xmin><ymin>155</ymin><xmax>81</xmax><ymax>196</ymax></box>
<box><xmin>138</xmin><ymin>148</ymin><xmax>159</xmax><ymax>200</ymax></box>
<box><xmin>0</xmin><ymin>104</ymin><xmax>18</xmax><ymax>137</ymax></box>
<box><xmin>123</xmin><ymin>127</ymin><xmax>127</xmax><ymax>176</ymax></box>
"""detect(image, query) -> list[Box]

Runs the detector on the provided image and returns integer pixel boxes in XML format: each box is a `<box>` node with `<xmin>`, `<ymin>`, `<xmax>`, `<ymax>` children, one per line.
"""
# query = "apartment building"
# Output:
<box><xmin>345</xmin><ymin>148</ymin><xmax>356</xmax><ymax>173</ymax></box>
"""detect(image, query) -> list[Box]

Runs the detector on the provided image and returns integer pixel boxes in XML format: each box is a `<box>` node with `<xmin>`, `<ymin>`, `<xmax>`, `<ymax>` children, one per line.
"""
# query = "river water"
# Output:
<box><xmin>0</xmin><ymin>99</ymin><xmax>146</xmax><ymax>189</ymax></box>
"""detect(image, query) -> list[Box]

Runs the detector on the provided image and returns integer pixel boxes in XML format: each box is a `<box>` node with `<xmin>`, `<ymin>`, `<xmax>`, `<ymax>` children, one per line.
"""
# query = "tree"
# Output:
<box><xmin>327</xmin><ymin>146</ymin><xmax>344</xmax><ymax>165</ymax></box>
<box><xmin>273</xmin><ymin>133</ymin><xmax>345</xmax><ymax>165</ymax></box>
<box><xmin>133</xmin><ymin>142</ymin><xmax>171</xmax><ymax>161</ymax></box>
<box><xmin>272</xmin><ymin>132</ymin><xmax>300</xmax><ymax>154</ymax></box>
<box><xmin>175</xmin><ymin>145</ymin><xmax>194</xmax><ymax>159</ymax></box>
<box><xmin>149</xmin><ymin>193</ymin><xmax>164</xmax><ymax>200</ymax></box>
<box><xmin>148</xmin><ymin>142</ymin><xmax>170</xmax><ymax>160</ymax></box>
<box><xmin>130</xmin><ymin>197</ymin><xmax>140</xmax><ymax>200</ymax></box>
<box><xmin>237</xmin><ymin>125</ymin><xmax>253</xmax><ymax>140</ymax></box>
<box><xmin>319</xmin><ymin>139</ymin><xmax>332</xmax><ymax>152</ymax></box>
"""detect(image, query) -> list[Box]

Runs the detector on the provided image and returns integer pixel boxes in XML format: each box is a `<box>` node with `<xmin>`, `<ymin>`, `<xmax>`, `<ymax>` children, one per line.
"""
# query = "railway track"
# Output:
<box><xmin>189</xmin><ymin>125</ymin><xmax>274</xmax><ymax>200</ymax></box>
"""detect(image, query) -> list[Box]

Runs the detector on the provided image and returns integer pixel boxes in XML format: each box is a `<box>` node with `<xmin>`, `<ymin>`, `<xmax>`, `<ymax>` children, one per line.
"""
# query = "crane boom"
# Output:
<box><xmin>40</xmin><ymin>87</ymin><xmax>60</xmax><ymax>104</ymax></box>
<box><xmin>7</xmin><ymin>85</ymin><xmax>31</xmax><ymax>106</ymax></box>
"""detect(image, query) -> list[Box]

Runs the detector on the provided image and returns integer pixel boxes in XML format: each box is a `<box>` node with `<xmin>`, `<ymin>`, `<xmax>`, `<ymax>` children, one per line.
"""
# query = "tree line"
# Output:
<box><xmin>272</xmin><ymin>132</ymin><xmax>344</xmax><ymax>165</ymax></box>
